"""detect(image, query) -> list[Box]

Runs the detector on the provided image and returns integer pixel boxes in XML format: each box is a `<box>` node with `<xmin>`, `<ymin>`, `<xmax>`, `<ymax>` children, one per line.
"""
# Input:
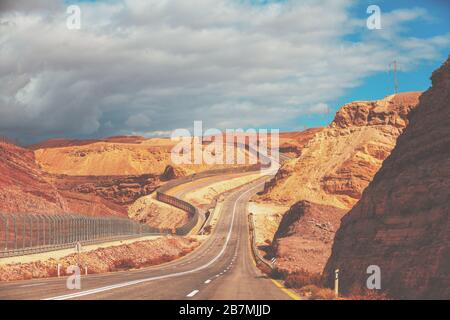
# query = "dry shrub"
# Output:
<box><xmin>298</xmin><ymin>285</ymin><xmax>336</xmax><ymax>300</ymax></box>
<box><xmin>284</xmin><ymin>269</ymin><xmax>322</xmax><ymax>288</ymax></box>
<box><xmin>203</xmin><ymin>225</ymin><xmax>212</xmax><ymax>234</ymax></box>
<box><xmin>345</xmin><ymin>289</ymin><xmax>390</xmax><ymax>300</ymax></box>
<box><xmin>113</xmin><ymin>258</ymin><xmax>136</xmax><ymax>270</ymax></box>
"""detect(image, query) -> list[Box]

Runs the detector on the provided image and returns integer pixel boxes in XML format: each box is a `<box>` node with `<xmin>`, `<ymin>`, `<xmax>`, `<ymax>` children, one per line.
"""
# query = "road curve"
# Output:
<box><xmin>0</xmin><ymin>177</ymin><xmax>292</xmax><ymax>300</ymax></box>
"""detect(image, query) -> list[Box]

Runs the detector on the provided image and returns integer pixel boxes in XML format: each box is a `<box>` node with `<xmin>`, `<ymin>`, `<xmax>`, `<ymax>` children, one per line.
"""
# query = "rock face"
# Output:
<box><xmin>261</xmin><ymin>92</ymin><xmax>422</xmax><ymax>210</ymax></box>
<box><xmin>263</xmin><ymin>92</ymin><xmax>421</xmax><ymax>278</ymax></box>
<box><xmin>273</xmin><ymin>201</ymin><xmax>346</xmax><ymax>275</ymax></box>
<box><xmin>50</xmin><ymin>174</ymin><xmax>160</xmax><ymax>206</ymax></box>
<box><xmin>0</xmin><ymin>141</ymin><xmax>66</xmax><ymax>214</ymax></box>
<box><xmin>160</xmin><ymin>165</ymin><xmax>187</xmax><ymax>181</ymax></box>
<box><xmin>0</xmin><ymin>141</ymin><xmax>131</xmax><ymax>216</ymax></box>
<box><xmin>324</xmin><ymin>57</ymin><xmax>450</xmax><ymax>299</ymax></box>
<box><xmin>278</xmin><ymin>129</ymin><xmax>323</xmax><ymax>158</ymax></box>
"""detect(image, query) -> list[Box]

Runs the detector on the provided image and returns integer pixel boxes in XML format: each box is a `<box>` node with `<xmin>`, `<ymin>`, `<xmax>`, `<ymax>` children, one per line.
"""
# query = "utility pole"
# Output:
<box><xmin>389</xmin><ymin>60</ymin><xmax>398</xmax><ymax>94</ymax></box>
<box><xmin>334</xmin><ymin>269</ymin><xmax>340</xmax><ymax>298</ymax></box>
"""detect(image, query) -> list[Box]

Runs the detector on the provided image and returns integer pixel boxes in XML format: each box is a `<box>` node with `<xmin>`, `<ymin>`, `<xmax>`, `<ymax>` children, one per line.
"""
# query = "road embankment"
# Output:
<box><xmin>0</xmin><ymin>236</ymin><xmax>200</xmax><ymax>282</ymax></box>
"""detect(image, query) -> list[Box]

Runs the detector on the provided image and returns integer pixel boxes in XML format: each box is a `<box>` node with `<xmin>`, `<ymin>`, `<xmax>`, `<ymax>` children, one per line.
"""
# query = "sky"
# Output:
<box><xmin>0</xmin><ymin>0</ymin><xmax>449</xmax><ymax>143</ymax></box>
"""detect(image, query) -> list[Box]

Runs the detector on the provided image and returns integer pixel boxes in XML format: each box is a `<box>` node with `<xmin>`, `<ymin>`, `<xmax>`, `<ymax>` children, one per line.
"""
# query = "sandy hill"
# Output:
<box><xmin>324</xmin><ymin>57</ymin><xmax>450</xmax><ymax>299</ymax></box>
<box><xmin>32</xmin><ymin>136</ymin><xmax>257</xmax><ymax>176</ymax></box>
<box><xmin>0</xmin><ymin>141</ymin><xmax>125</xmax><ymax>216</ymax></box>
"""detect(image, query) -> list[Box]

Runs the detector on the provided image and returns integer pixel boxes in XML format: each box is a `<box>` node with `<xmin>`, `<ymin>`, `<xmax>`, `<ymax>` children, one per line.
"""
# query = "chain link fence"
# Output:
<box><xmin>0</xmin><ymin>213</ymin><xmax>164</xmax><ymax>258</ymax></box>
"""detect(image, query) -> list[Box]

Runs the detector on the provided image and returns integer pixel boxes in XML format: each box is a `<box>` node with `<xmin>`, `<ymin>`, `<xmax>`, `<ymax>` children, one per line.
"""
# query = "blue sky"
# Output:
<box><xmin>0</xmin><ymin>0</ymin><xmax>449</xmax><ymax>142</ymax></box>
<box><xmin>288</xmin><ymin>0</ymin><xmax>450</xmax><ymax>131</ymax></box>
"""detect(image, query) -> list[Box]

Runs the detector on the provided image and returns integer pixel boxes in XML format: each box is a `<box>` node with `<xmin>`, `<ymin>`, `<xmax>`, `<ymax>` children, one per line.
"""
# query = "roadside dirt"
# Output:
<box><xmin>0</xmin><ymin>236</ymin><xmax>201</xmax><ymax>282</ymax></box>
<box><xmin>183</xmin><ymin>173</ymin><xmax>262</xmax><ymax>206</ymax></box>
<box><xmin>128</xmin><ymin>193</ymin><xmax>189</xmax><ymax>229</ymax></box>
<box><xmin>248</xmin><ymin>202</ymin><xmax>288</xmax><ymax>246</ymax></box>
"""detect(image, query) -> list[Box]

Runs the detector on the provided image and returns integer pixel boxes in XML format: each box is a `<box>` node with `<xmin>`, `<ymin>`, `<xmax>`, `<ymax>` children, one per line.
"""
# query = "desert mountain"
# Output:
<box><xmin>260</xmin><ymin>91</ymin><xmax>421</xmax><ymax>276</ymax></box>
<box><xmin>324</xmin><ymin>57</ymin><xmax>450</xmax><ymax>299</ymax></box>
<box><xmin>33</xmin><ymin>136</ymin><xmax>254</xmax><ymax>176</ymax></box>
<box><xmin>0</xmin><ymin>141</ymin><xmax>154</xmax><ymax>216</ymax></box>
<box><xmin>261</xmin><ymin>91</ymin><xmax>422</xmax><ymax>209</ymax></box>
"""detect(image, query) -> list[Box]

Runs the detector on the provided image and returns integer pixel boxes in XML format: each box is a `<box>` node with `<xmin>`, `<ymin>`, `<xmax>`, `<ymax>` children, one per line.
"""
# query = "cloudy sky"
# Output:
<box><xmin>0</xmin><ymin>0</ymin><xmax>449</xmax><ymax>143</ymax></box>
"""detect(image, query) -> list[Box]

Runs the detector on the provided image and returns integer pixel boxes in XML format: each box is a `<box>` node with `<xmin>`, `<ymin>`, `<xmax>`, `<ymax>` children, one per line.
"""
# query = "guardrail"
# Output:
<box><xmin>155</xmin><ymin>141</ymin><xmax>275</xmax><ymax>236</ymax></box>
<box><xmin>156</xmin><ymin>164</ymin><xmax>264</xmax><ymax>236</ymax></box>
<box><xmin>248</xmin><ymin>213</ymin><xmax>274</xmax><ymax>273</ymax></box>
<box><xmin>0</xmin><ymin>213</ymin><xmax>164</xmax><ymax>258</ymax></box>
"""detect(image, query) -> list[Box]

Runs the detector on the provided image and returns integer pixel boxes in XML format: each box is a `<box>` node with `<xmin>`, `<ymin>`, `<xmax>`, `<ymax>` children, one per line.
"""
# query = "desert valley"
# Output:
<box><xmin>0</xmin><ymin>57</ymin><xmax>448</xmax><ymax>300</ymax></box>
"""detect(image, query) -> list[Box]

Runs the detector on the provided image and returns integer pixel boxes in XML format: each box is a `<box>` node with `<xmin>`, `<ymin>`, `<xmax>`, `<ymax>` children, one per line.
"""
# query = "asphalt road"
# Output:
<box><xmin>0</xmin><ymin>177</ymin><xmax>293</xmax><ymax>300</ymax></box>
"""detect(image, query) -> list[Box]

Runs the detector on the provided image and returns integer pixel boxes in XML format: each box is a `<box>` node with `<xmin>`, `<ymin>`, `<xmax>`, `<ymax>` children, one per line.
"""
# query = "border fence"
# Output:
<box><xmin>0</xmin><ymin>140</ymin><xmax>277</xmax><ymax>257</ymax></box>
<box><xmin>0</xmin><ymin>213</ymin><xmax>163</xmax><ymax>258</ymax></box>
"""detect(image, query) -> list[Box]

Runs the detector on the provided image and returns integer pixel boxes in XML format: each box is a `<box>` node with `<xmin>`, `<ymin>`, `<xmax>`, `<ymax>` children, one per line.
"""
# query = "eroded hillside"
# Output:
<box><xmin>0</xmin><ymin>141</ymin><xmax>126</xmax><ymax>216</ymax></box>
<box><xmin>261</xmin><ymin>92</ymin><xmax>421</xmax><ymax>209</ymax></box>
<box><xmin>255</xmin><ymin>92</ymin><xmax>421</xmax><ymax>276</ymax></box>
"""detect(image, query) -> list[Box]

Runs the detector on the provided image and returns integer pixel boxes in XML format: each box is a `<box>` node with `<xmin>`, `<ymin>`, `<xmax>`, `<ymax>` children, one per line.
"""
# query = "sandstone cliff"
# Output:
<box><xmin>273</xmin><ymin>201</ymin><xmax>346</xmax><ymax>275</ymax></box>
<box><xmin>262</xmin><ymin>92</ymin><xmax>421</xmax><ymax>278</ymax></box>
<box><xmin>0</xmin><ymin>141</ymin><xmax>67</xmax><ymax>214</ymax></box>
<box><xmin>0</xmin><ymin>141</ymin><xmax>135</xmax><ymax>216</ymax></box>
<box><xmin>261</xmin><ymin>92</ymin><xmax>422</xmax><ymax>210</ymax></box>
<box><xmin>324</xmin><ymin>57</ymin><xmax>450</xmax><ymax>299</ymax></box>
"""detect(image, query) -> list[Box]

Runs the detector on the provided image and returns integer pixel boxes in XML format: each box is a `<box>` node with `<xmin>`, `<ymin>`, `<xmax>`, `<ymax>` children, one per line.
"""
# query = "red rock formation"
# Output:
<box><xmin>0</xmin><ymin>141</ymin><xmax>66</xmax><ymax>214</ymax></box>
<box><xmin>160</xmin><ymin>165</ymin><xmax>187</xmax><ymax>181</ymax></box>
<box><xmin>262</xmin><ymin>92</ymin><xmax>422</xmax><ymax>210</ymax></box>
<box><xmin>272</xmin><ymin>201</ymin><xmax>346</xmax><ymax>275</ymax></box>
<box><xmin>0</xmin><ymin>141</ymin><xmax>129</xmax><ymax>216</ymax></box>
<box><xmin>50</xmin><ymin>174</ymin><xmax>160</xmax><ymax>206</ymax></box>
<box><xmin>324</xmin><ymin>57</ymin><xmax>450</xmax><ymax>299</ymax></box>
<box><xmin>278</xmin><ymin>128</ymin><xmax>323</xmax><ymax>157</ymax></box>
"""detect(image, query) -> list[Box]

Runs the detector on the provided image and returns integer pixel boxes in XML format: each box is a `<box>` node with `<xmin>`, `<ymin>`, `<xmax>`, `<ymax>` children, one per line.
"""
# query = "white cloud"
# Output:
<box><xmin>0</xmin><ymin>0</ymin><xmax>448</xmax><ymax>142</ymax></box>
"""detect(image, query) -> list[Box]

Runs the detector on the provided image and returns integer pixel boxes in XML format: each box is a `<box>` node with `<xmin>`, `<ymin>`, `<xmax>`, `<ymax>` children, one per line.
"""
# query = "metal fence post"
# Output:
<box><xmin>0</xmin><ymin>214</ymin><xmax>7</xmax><ymax>251</ymax></box>
<box><xmin>49</xmin><ymin>216</ymin><xmax>54</xmax><ymax>246</ymax></box>
<box><xmin>34</xmin><ymin>215</ymin><xmax>40</xmax><ymax>248</ymax></box>
<box><xmin>5</xmin><ymin>215</ymin><xmax>9</xmax><ymax>251</ymax></box>
<box><xmin>28</xmin><ymin>215</ymin><xmax>33</xmax><ymax>248</ymax></box>
<box><xmin>13</xmin><ymin>216</ymin><xmax>17</xmax><ymax>250</ymax></box>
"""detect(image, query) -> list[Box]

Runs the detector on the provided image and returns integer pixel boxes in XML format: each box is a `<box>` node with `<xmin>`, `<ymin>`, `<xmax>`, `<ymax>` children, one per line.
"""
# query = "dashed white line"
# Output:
<box><xmin>187</xmin><ymin>290</ymin><xmax>199</xmax><ymax>297</ymax></box>
<box><xmin>204</xmin><ymin>279</ymin><xmax>211</xmax><ymax>284</ymax></box>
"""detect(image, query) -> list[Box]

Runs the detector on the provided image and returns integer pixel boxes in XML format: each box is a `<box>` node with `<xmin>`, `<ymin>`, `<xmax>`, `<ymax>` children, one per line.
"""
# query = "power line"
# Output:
<box><xmin>389</xmin><ymin>60</ymin><xmax>398</xmax><ymax>94</ymax></box>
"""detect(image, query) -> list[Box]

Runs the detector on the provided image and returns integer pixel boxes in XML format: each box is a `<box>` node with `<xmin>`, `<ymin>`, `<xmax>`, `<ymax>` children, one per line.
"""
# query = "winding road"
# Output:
<box><xmin>0</xmin><ymin>176</ymin><xmax>295</xmax><ymax>300</ymax></box>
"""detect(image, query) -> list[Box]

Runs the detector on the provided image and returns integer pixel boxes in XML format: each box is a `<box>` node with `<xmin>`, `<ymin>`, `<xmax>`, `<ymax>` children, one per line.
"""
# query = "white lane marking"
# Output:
<box><xmin>204</xmin><ymin>279</ymin><xmax>211</xmax><ymax>284</ymax></box>
<box><xmin>20</xmin><ymin>283</ymin><xmax>46</xmax><ymax>288</ymax></box>
<box><xmin>44</xmin><ymin>181</ymin><xmax>266</xmax><ymax>300</ymax></box>
<box><xmin>186</xmin><ymin>290</ymin><xmax>199</xmax><ymax>297</ymax></box>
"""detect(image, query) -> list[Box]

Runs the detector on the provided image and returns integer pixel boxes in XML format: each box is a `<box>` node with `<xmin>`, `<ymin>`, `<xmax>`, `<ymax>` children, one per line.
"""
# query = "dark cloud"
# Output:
<box><xmin>0</xmin><ymin>0</ymin><xmax>448</xmax><ymax>143</ymax></box>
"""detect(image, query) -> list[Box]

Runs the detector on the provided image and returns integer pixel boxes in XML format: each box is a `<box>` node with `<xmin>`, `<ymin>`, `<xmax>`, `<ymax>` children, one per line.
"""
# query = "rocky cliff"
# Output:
<box><xmin>324</xmin><ymin>57</ymin><xmax>450</xmax><ymax>299</ymax></box>
<box><xmin>261</xmin><ymin>92</ymin><xmax>422</xmax><ymax>210</ymax></box>
<box><xmin>262</xmin><ymin>92</ymin><xmax>421</xmax><ymax>278</ymax></box>
<box><xmin>0</xmin><ymin>141</ymin><xmax>135</xmax><ymax>216</ymax></box>
<box><xmin>272</xmin><ymin>201</ymin><xmax>346</xmax><ymax>275</ymax></box>
<box><xmin>0</xmin><ymin>141</ymin><xmax>67</xmax><ymax>214</ymax></box>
